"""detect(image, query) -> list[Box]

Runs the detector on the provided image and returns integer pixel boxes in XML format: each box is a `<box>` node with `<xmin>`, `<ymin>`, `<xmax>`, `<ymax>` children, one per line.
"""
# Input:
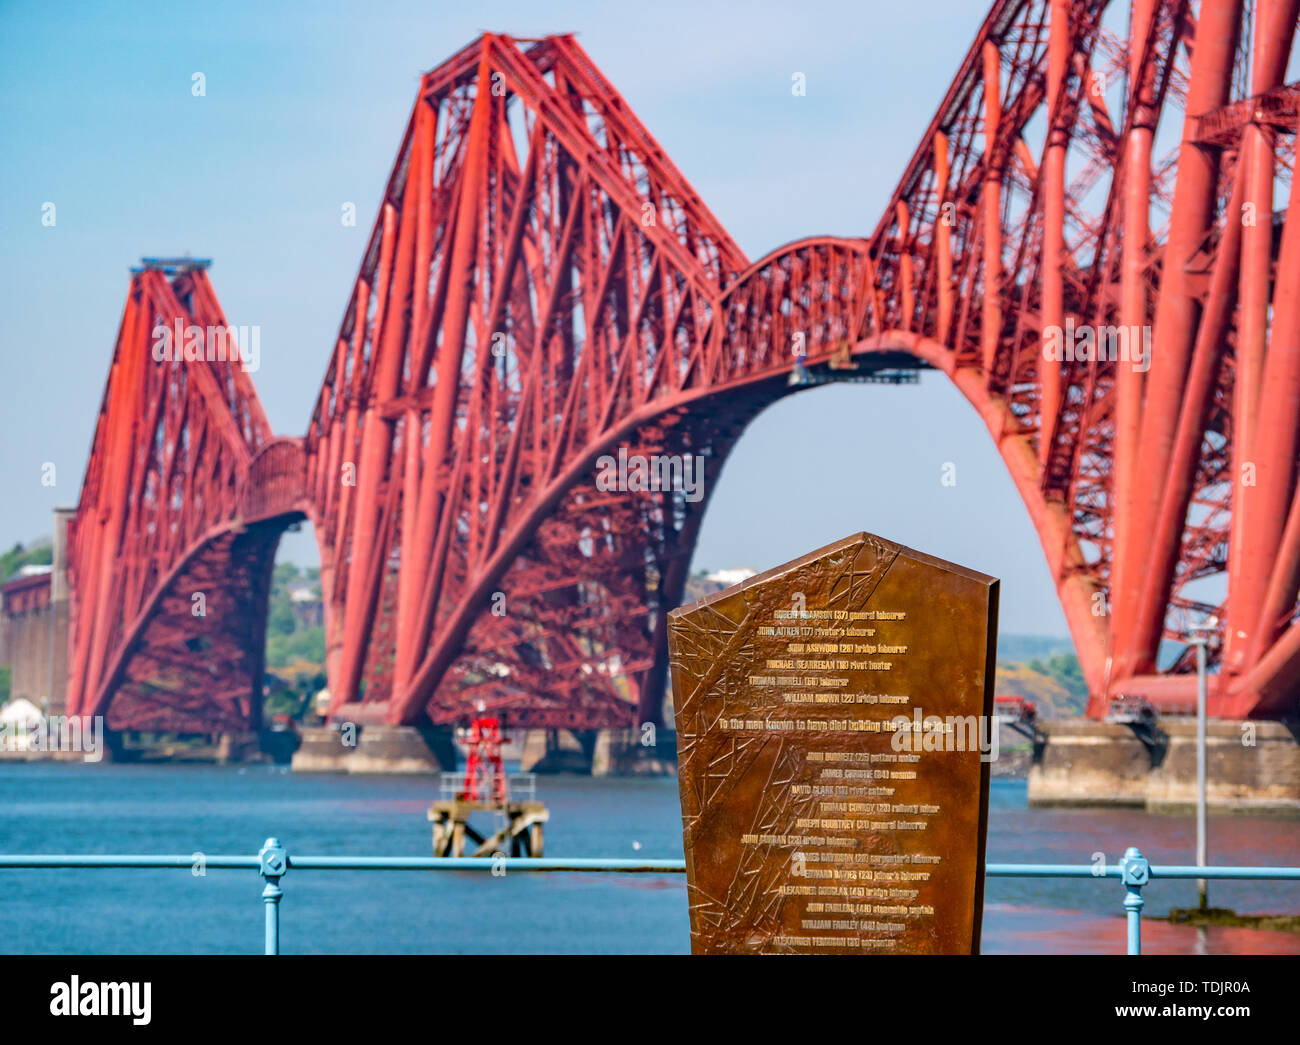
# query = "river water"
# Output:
<box><xmin>1</xmin><ymin>764</ymin><xmax>1297</xmax><ymax>954</ymax></box>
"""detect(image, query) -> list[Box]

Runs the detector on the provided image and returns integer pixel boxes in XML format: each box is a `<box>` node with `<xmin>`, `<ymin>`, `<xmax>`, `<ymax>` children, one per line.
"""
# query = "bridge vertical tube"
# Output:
<box><xmin>1236</xmin><ymin>0</ymin><xmax>1300</xmax><ymax>682</ymax></box>
<box><xmin>1226</xmin><ymin>152</ymin><xmax>1271</xmax><ymax>674</ymax></box>
<box><xmin>392</xmin><ymin>51</ymin><xmax>497</xmax><ymax>724</ymax></box>
<box><xmin>1127</xmin><ymin>0</ymin><xmax>1241</xmax><ymax>683</ymax></box>
<box><xmin>979</xmin><ymin>39</ymin><xmax>1002</xmax><ymax>374</ymax></box>
<box><xmin>933</xmin><ymin>133</ymin><xmax>953</xmax><ymax>346</ymax></box>
<box><xmin>321</xmin><ymin>336</ymin><xmax>350</xmax><ymax>526</ymax></box>
<box><xmin>1256</xmin><ymin>487</ymin><xmax>1300</xmax><ymax>694</ymax></box>
<box><xmin>1241</xmin><ymin>184</ymin><xmax>1300</xmax><ymax>698</ymax></box>
<box><xmin>335</xmin><ymin>204</ymin><xmax>404</xmax><ymax>710</ymax></box>
<box><xmin>79</xmin><ymin>284</ymin><xmax>150</xmax><ymax>711</ymax></box>
<box><xmin>896</xmin><ymin>202</ymin><xmax>913</xmax><ymax>330</ymax></box>
<box><xmin>339</xmin><ymin>151</ymin><xmax>422</xmax><ymax>708</ymax></box>
<box><xmin>1109</xmin><ymin>0</ymin><xmax>1157</xmax><ymax>677</ymax></box>
<box><xmin>1037</xmin><ymin>0</ymin><xmax>1067</xmax><ymax>465</ymax></box>
<box><xmin>1130</xmin><ymin>174</ymin><xmax>1245</xmax><ymax>680</ymax></box>
<box><xmin>324</xmin><ymin>282</ymin><xmax>372</xmax><ymax>715</ymax></box>
<box><xmin>394</xmin><ymin>101</ymin><xmax>437</xmax><ymax>694</ymax></box>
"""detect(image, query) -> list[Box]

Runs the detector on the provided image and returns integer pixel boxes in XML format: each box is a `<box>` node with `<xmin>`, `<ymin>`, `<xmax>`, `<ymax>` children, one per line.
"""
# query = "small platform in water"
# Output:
<box><xmin>428</xmin><ymin>798</ymin><xmax>549</xmax><ymax>857</ymax></box>
<box><xmin>431</xmin><ymin>714</ymin><xmax>549</xmax><ymax>856</ymax></box>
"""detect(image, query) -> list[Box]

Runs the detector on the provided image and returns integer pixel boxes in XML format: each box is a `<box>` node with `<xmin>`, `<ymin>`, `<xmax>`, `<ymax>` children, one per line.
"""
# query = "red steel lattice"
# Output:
<box><xmin>65</xmin><ymin>4</ymin><xmax>1300</xmax><ymax>735</ymax></box>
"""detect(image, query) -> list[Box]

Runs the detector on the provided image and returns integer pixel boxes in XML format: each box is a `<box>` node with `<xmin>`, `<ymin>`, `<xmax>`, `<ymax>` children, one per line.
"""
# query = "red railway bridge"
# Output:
<box><xmin>64</xmin><ymin>1</ymin><xmax>1300</xmax><ymax>738</ymax></box>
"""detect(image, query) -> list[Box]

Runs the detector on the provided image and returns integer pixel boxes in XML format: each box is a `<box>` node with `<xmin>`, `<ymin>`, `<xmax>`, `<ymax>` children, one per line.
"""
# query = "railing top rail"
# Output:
<box><xmin>1</xmin><ymin>853</ymin><xmax>1299</xmax><ymax>879</ymax></box>
<box><xmin>0</xmin><ymin>855</ymin><xmax>260</xmax><ymax>869</ymax></box>
<box><xmin>985</xmin><ymin>863</ymin><xmax>1300</xmax><ymax>880</ymax></box>
<box><xmin>5</xmin><ymin>844</ymin><xmax>1298</xmax><ymax>955</ymax></box>
<box><xmin>0</xmin><ymin>854</ymin><xmax>683</xmax><ymax>872</ymax></box>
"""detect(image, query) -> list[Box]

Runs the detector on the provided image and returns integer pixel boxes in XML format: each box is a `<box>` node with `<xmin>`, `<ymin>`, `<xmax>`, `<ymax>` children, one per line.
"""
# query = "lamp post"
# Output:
<box><xmin>1188</xmin><ymin>617</ymin><xmax>1217</xmax><ymax>912</ymax></box>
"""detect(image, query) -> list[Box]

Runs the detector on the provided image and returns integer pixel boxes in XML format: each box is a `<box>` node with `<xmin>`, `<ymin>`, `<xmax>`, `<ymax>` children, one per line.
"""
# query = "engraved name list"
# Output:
<box><xmin>667</xmin><ymin>532</ymin><xmax>999</xmax><ymax>954</ymax></box>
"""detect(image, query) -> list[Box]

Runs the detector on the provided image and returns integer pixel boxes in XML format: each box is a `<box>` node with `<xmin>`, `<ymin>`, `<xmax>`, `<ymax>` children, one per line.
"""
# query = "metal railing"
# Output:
<box><xmin>437</xmin><ymin>772</ymin><xmax>537</xmax><ymax>802</ymax></box>
<box><xmin>2</xmin><ymin>841</ymin><xmax>1298</xmax><ymax>955</ymax></box>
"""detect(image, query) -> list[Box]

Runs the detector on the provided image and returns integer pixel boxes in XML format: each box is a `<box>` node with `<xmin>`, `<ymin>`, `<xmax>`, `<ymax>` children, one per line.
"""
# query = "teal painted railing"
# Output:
<box><xmin>3</xmin><ymin>842</ymin><xmax>1299</xmax><ymax>955</ymax></box>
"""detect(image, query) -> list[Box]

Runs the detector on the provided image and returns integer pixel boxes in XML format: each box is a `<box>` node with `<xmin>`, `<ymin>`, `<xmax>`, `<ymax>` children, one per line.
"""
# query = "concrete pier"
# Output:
<box><xmin>291</xmin><ymin>724</ymin><xmax>456</xmax><ymax>773</ymax></box>
<box><xmin>1028</xmin><ymin>717</ymin><xmax>1300</xmax><ymax>816</ymax></box>
<box><xmin>518</xmin><ymin>728</ymin><xmax>678</xmax><ymax>776</ymax></box>
<box><xmin>591</xmin><ymin>728</ymin><xmax>677</xmax><ymax>777</ymax></box>
<box><xmin>1027</xmin><ymin>720</ymin><xmax>1150</xmax><ymax>807</ymax></box>
<box><xmin>518</xmin><ymin>728</ymin><xmax>593</xmax><ymax>773</ymax></box>
<box><xmin>286</xmin><ymin>724</ymin><xmax>681</xmax><ymax>775</ymax></box>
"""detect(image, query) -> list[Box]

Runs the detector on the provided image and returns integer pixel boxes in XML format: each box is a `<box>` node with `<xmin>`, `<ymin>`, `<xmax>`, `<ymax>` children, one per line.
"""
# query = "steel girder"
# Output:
<box><xmin>301</xmin><ymin>34</ymin><xmax>748</xmax><ymax>729</ymax></box>
<box><xmin>847</xmin><ymin>0</ymin><xmax>1300</xmax><ymax>717</ymax></box>
<box><xmin>65</xmin><ymin>266</ymin><xmax>308</xmax><ymax>732</ymax></box>
<box><xmin>69</xmin><ymin>6</ymin><xmax>1300</xmax><ymax>733</ymax></box>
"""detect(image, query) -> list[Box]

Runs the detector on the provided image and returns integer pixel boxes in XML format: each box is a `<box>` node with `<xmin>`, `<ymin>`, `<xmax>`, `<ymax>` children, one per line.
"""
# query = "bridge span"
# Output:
<box><xmin>61</xmin><ymin>4</ymin><xmax>1300</xmax><ymax>737</ymax></box>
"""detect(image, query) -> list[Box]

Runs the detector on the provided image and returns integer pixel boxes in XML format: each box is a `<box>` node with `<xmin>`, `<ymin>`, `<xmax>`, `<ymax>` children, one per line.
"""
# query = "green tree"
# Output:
<box><xmin>265</xmin><ymin>626</ymin><xmax>326</xmax><ymax>668</ymax></box>
<box><xmin>0</xmin><ymin>542</ymin><xmax>53</xmax><ymax>584</ymax></box>
<box><xmin>1033</xmin><ymin>652</ymin><xmax>1087</xmax><ymax>700</ymax></box>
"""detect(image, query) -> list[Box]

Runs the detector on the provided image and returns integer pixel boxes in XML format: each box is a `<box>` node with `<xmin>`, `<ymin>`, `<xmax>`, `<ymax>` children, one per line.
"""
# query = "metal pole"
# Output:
<box><xmin>258</xmin><ymin>838</ymin><xmax>287</xmax><ymax>956</ymax></box>
<box><xmin>1190</xmin><ymin>620</ymin><xmax>1215</xmax><ymax>911</ymax></box>
<box><xmin>1196</xmin><ymin>636</ymin><xmax>1207</xmax><ymax>910</ymax></box>
<box><xmin>1124</xmin><ymin>883</ymin><xmax>1144</xmax><ymax>955</ymax></box>
<box><xmin>1119</xmin><ymin>846</ymin><xmax>1149</xmax><ymax>956</ymax></box>
<box><xmin>263</xmin><ymin>879</ymin><xmax>281</xmax><ymax>956</ymax></box>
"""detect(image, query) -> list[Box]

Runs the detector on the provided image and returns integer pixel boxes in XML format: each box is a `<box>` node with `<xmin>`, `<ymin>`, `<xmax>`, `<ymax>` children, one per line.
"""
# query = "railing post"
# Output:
<box><xmin>1119</xmin><ymin>846</ymin><xmax>1149</xmax><ymax>955</ymax></box>
<box><xmin>259</xmin><ymin>837</ymin><xmax>288</xmax><ymax>956</ymax></box>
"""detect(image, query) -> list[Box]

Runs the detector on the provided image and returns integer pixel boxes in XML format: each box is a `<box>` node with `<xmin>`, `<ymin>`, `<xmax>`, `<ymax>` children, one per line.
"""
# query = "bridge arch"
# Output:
<box><xmin>69</xmin><ymin>9</ymin><xmax>1300</xmax><ymax>734</ymax></box>
<box><xmin>384</xmin><ymin>234</ymin><xmax>1106</xmax><ymax>729</ymax></box>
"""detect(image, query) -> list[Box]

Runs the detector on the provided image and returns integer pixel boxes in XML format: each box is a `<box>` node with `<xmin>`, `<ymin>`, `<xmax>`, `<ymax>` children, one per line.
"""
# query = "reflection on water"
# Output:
<box><xmin>0</xmin><ymin>766</ymin><xmax>1296</xmax><ymax>954</ymax></box>
<box><xmin>984</xmin><ymin>904</ymin><xmax>1300</xmax><ymax>955</ymax></box>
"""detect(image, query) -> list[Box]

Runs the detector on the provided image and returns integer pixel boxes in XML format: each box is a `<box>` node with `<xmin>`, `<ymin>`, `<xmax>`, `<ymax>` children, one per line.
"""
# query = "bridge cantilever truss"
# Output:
<box><xmin>66</xmin><ymin>2</ymin><xmax>1300</xmax><ymax>735</ymax></box>
<box><xmin>65</xmin><ymin>263</ymin><xmax>309</xmax><ymax>732</ymax></box>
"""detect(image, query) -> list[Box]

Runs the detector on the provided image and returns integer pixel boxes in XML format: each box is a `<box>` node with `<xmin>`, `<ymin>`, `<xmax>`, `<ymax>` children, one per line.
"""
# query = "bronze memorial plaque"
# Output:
<box><xmin>668</xmin><ymin>532</ymin><xmax>999</xmax><ymax>954</ymax></box>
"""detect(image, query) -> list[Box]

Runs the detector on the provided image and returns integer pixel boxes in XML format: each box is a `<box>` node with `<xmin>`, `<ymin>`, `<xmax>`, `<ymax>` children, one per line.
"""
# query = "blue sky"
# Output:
<box><xmin>0</xmin><ymin>0</ymin><xmax>1070</xmax><ymax>635</ymax></box>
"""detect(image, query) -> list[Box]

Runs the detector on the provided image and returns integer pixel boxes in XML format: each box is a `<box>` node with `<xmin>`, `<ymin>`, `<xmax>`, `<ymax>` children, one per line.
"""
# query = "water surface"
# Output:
<box><xmin>1</xmin><ymin>766</ymin><xmax>1296</xmax><ymax>954</ymax></box>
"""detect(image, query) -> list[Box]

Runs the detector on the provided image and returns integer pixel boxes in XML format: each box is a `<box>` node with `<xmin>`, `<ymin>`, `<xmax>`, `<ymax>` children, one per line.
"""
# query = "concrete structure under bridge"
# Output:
<box><xmin>289</xmin><ymin>724</ymin><xmax>678</xmax><ymax>777</ymax></box>
<box><xmin>1028</xmin><ymin>718</ymin><xmax>1300</xmax><ymax>817</ymax></box>
<box><xmin>4</xmin><ymin>502</ymin><xmax>1297</xmax><ymax>804</ymax></box>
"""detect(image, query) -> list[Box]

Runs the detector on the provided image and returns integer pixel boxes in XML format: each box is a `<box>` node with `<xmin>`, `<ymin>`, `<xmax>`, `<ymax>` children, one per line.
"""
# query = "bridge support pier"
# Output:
<box><xmin>290</xmin><ymin>724</ymin><xmax>456</xmax><ymax>773</ymax></box>
<box><xmin>590</xmin><ymin>729</ymin><xmax>677</xmax><ymax>777</ymax></box>
<box><xmin>519</xmin><ymin>729</ymin><xmax>592</xmax><ymax>774</ymax></box>
<box><xmin>517</xmin><ymin>728</ymin><xmax>679</xmax><ymax>776</ymax></box>
<box><xmin>1028</xmin><ymin>718</ymin><xmax>1300</xmax><ymax>816</ymax></box>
